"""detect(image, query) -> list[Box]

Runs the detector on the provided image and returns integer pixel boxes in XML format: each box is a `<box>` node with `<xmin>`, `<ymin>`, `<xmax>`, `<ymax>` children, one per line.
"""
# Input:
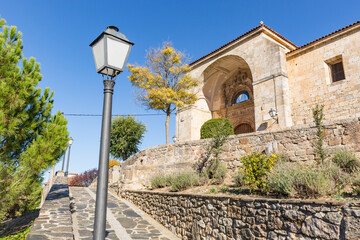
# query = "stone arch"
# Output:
<box><xmin>202</xmin><ymin>55</ymin><xmax>255</xmax><ymax>134</ymax></box>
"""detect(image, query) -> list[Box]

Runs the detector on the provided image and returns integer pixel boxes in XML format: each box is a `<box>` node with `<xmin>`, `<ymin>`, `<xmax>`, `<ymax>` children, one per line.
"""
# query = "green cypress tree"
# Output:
<box><xmin>110</xmin><ymin>116</ymin><xmax>146</xmax><ymax>161</ymax></box>
<box><xmin>0</xmin><ymin>18</ymin><xmax>69</xmax><ymax>219</ymax></box>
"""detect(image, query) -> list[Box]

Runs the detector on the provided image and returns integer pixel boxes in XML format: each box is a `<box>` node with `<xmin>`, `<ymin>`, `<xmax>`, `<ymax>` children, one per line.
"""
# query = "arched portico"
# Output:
<box><xmin>202</xmin><ymin>55</ymin><xmax>255</xmax><ymax>134</ymax></box>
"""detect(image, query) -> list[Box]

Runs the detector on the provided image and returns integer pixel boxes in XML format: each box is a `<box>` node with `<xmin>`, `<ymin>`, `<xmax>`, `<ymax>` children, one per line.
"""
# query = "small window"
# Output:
<box><xmin>330</xmin><ymin>61</ymin><xmax>345</xmax><ymax>82</ymax></box>
<box><xmin>233</xmin><ymin>91</ymin><xmax>249</xmax><ymax>105</ymax></box>
<box><xmin>326</xmin><ymin>56</ymin><xmax>345</xmax><ymax>83</ymax></box>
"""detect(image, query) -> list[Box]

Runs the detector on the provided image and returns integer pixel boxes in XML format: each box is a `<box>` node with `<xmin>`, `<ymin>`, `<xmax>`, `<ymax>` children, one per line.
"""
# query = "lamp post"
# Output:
<box><xmin>65</xmin><ymin>137</ymin><xmax>74</xmax><ymax>176</ymax></box>
<box><xmin>61</xmin><ymin>145</ymin><xmax>68</xmax><ymax>171</ymax></box>
<box><xmin>90</xmin><ymin>26</ymin><xmax>133</xmax><ymax>240</ymax></box>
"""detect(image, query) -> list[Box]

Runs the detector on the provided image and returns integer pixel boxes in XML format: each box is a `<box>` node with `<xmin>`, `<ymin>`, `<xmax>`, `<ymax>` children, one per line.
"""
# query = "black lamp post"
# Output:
<box><xmin>64</xmin><ymin>137</ymin><xmax>73</xmax><ymax>176</ymax></box>
<box><xmin>90</xmin><ymin>26</ymin><xmax>133</xmax><ymax>240</ymax></box>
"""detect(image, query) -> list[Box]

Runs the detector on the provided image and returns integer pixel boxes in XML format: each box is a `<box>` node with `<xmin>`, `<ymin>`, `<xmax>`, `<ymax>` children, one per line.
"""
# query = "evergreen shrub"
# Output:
<box><xmin>200</xmin><ymin>118</ymin><xmax>234</xmax><ymax>139</ymax></box>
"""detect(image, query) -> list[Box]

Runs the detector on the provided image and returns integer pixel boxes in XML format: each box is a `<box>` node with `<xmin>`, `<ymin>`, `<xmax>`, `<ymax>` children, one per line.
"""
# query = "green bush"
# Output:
<box><xmin>170</xmin><ymin>171</ymin><xmax>200</xmax><ymax>192</ymax></box>
<box><xmin>207</xmin><ymin>161</ymin><xmax>228</xmax><ymax>184</ymax></box>
<box><xmin>200</xmin><ymin>118</ymin><xmax>234</xmax><ymax>139</ymax></box>
<box><xmin>332</xmin><ymin>149</ymin><xmax>360</xmax><ymax>172</ymax></box>
<box><xmin>240</xmin><ymin>152</ymin><xmax>278</xmax><ymax>191</ymax></box>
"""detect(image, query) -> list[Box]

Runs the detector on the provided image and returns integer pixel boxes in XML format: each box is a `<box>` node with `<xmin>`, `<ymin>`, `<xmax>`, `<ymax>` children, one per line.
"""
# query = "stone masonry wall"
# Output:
<box><xmin>121</xmin><ymin>190</ymin><xmax>360</xmax><ymax>240</ymax></box>
<box><xmin>118</xmin><ymin>118</ymin><xmax>360</xmax><ymax>190</ymax></box>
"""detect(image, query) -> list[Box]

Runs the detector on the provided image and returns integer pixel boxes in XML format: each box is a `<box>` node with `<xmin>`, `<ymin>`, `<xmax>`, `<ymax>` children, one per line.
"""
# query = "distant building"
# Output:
<box><xmin>176</xmin><ymin>21</ymin><xmax>360</xmax><ymax>141</ymax></box>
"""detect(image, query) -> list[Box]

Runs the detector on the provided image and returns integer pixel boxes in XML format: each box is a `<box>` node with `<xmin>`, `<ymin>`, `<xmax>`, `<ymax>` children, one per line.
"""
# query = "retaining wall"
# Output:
<box><xmin>118</xmin><ymin>118</ymin><xmax>360</xmax><ymax>190</ymax></box>
<box><xmin>121</xmin><ymin>190</ymin><xmax>360</xmax><ymax>240</ymax></box>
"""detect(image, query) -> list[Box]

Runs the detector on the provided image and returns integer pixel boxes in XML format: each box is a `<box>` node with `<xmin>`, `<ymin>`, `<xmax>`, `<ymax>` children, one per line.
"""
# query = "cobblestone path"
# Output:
<box><xmin>69</xmin><ymin>187</ymin><xmax>177</xmax><ymax>240</ymax></box>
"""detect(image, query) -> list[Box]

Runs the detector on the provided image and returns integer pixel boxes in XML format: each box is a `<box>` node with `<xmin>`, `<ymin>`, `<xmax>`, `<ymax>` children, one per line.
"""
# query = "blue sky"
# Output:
<box><xmin>1</xmin><ymin>0</ymin><xmax>359</xmax><ymax>178</ymax></box>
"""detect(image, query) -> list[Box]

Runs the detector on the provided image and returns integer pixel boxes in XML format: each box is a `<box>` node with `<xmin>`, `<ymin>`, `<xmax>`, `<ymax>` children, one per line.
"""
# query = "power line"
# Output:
<box><xmin>62</xmin><ymin>113</ymin><xmax>174</xmax><ymax>117</ymax></box>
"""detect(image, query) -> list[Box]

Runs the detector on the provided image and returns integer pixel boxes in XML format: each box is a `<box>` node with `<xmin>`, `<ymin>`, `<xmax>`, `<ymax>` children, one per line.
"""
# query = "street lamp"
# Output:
<box><xmin>269</xmin><ymin>108</ymin><xmax>278</xmax><ymax>123</ymax></box>
<box><xmin>61</xmin><ymin>146</ymin><xmax>68</xmax><ymax>171</ymax></box>
<box><xmin>65</xmin><ymin>137</ymin><xmax>73</xmax><ymax>176</ymax></box>
<box><xmin>90</xmin><ymin>26</ymin><xmax>134</xmax><ymax>240</ymax></box>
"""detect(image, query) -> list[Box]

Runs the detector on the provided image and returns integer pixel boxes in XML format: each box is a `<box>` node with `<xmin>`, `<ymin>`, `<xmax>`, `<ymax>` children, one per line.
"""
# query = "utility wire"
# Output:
<box><xmin>62</xmin><ymin>113</ymin><xmax>174</xmax><ymax>117</ymax></box>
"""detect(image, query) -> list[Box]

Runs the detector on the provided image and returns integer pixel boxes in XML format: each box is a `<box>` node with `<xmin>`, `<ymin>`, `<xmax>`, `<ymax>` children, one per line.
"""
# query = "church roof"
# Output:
<box><xmin>287</xmin><ymin>20</ymin><xmax>360</xmax><ymax>56</ymax></box>
<box><xmin>190</xmin><ymin>21</ymin><xmax>360</xmax><ymax>66</ymax></box>
<box><xmin>189</xmin><ymin>23</ymin><xmax>297</xmax><ymax>67</ymax></box>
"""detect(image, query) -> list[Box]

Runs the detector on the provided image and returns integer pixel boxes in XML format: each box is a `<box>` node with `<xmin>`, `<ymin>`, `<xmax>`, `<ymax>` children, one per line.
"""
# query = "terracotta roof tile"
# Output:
<box><xmin>189</xmin><ymin>21</ymin><xmax>360</xmax><ymax>66</ymax></box>
<box><xmin>288</xmin><ymin>21</ymin><xmax>360</xmax><ymax>55</ymax></box>
<box><xmin>189</xmin><ymin>24</ymin><xmax>297</xmax><ymax>66</ymax></box>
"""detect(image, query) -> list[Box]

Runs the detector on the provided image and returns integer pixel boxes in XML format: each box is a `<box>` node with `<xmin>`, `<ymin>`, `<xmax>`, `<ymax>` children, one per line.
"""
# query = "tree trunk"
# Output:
<box><xmin>122</xmin><ymin>152</ymin><xmax>127</xmax><ymax>161</ymax></box>
<box><xmin>165</xmin><ymin>112</ymin><xmax>170</xmax><ymax>144</ymax></box>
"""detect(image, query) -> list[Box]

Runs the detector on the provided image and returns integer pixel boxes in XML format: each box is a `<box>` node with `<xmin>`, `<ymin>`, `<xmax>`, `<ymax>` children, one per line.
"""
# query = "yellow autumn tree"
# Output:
<box><xmin>128</xmin><ymin>42</ymin><xmax>198</xmax><ymax>144</ymax></box>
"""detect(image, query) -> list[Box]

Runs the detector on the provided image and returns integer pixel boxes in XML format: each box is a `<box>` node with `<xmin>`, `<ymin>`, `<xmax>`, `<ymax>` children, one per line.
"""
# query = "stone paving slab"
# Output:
<box><xmin>26</xmin><ymin>176</ymin><xmax>73</xmax><ymax>240</ymax></box>
<box><xmin>70</xmin><ymin>187</ymin><xmax>178</xmax><ymax>240</ymax></box>
<box><xmin>70</xmin><ymin>187</ymin><xmax>117</xmax><ymax>240</ymax></box>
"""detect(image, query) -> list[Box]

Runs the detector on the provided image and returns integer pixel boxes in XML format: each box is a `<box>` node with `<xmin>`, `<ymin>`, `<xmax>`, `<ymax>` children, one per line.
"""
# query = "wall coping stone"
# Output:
<box><xmin>123</xmin><ymin>189</ymin><xmax>358</xmax><ymax>207</ymax></box>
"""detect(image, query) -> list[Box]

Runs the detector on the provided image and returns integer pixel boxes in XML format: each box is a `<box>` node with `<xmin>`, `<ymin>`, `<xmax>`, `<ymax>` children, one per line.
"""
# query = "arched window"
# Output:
<box><xmin>233</xmin><ymin>91</ymin><xmax>249</xmax><ymax>105</ymax></box>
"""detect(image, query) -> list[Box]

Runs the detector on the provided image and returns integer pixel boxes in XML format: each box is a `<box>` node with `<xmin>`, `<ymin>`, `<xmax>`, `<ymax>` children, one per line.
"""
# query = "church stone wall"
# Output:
<box><xmin>178</xmin><ymin>31</ymin><xmax>293</xmax><ymax>141</ymax></box>
<box><xmin>178</xmin><ymin>24</ymin><xmax>360</xmax><ymax>142</ymax></box>
<box><xmin>287</xmin><ymin>27</ymin><xmax>360</xmax><ymax>126</ymax></box>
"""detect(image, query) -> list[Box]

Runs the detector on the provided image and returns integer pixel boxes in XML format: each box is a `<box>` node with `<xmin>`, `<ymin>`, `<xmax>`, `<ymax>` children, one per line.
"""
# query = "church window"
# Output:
<box><xmin>326</xmin><ymin>56</ymin><xmax>345</xmax><ymax>82</ymax></box>
<box><xmin>330</xmin><ymin>61</ymin><xmax>345</xmax><ymax>82</ymax></box>
<box><xmin>233</xmin><ymin>91</ymin><xmax>249</xmax><ymax>105</ymax></box>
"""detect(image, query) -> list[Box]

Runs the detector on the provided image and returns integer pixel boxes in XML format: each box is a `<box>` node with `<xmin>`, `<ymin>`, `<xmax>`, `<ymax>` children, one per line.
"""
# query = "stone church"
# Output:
<box><xmin>176</xmin><ymin>21</ymin><xmax>360</xmax><ymax>141</ymax></box>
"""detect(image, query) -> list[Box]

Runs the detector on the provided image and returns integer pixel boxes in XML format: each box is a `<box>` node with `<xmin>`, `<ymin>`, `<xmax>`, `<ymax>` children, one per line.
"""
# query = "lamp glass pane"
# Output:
<box><xmin>106</xmin><ymin>37</ymin><xmax>131</xmax><ymax>71</ymax></box>
<box><xmin>91</xmin><ymin>37</ymin><xmax>105</xmax><ymax>72</ymax></box>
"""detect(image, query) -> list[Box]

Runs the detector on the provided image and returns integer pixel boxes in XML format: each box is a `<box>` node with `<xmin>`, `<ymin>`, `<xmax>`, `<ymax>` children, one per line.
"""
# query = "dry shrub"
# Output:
<box><xmin>267</xmin><ymin>161</ymin><xmax>347</xmax><ymax>198</ymax></box>
<box><xmin>332</xmin><ymin>149</ymin><xmax>360</xmax><ymax>172</ymax></box>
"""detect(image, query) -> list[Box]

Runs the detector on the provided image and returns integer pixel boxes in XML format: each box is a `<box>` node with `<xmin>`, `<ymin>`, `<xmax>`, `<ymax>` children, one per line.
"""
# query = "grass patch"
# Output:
<box><xmin>0</xmin><ymin>225</ymin><xmax>31</xmax><ymax>240</ymax></box>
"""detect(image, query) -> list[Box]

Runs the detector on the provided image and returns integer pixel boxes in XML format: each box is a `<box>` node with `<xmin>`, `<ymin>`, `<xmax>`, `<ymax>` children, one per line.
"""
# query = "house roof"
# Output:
<box><xmin>190</xmin><ymin>21</ymin><xmax>360</xmax><ymax>67</ymax></box>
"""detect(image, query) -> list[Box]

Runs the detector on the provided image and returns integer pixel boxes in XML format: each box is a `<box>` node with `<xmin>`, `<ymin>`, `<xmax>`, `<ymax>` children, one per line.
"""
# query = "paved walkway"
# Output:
<box><xmin>69</xmin><ymin>187</ymin><xmax>178</xmax><ymax>240</ymax></box>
